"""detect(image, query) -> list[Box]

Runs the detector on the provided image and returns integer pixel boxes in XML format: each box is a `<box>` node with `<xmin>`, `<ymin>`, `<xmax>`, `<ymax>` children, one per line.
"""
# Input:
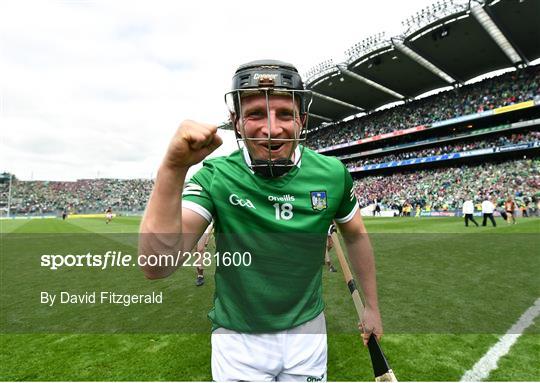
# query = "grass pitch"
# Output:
<box><xmin>0</xmin><ymin>215</ymin><xmax>538</xmax><ymax>381</ymax></box>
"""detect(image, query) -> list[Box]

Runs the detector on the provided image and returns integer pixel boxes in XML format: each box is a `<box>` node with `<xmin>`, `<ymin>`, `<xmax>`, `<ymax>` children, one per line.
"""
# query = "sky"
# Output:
<box><xmin>1</xmin><ymin>0</ymin><xmax>440</xmax><ymax>181</ymax></box>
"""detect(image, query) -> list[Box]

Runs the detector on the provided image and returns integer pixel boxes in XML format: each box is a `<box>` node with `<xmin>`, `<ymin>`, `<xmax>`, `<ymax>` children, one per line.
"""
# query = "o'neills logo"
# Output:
<box><xmin>254</xmin><ymin>73</ymin><xmax>278</xmax><ymax>80</ymax></box>
<box><xmin>229</xmin><ymin>194</ymin><xmax>256</xmax><ymax>209</ymax></box>
<box><xmin>268</xmin><ymin>194</ymin><xmax>295</xmax><ymax>202</ymax></box>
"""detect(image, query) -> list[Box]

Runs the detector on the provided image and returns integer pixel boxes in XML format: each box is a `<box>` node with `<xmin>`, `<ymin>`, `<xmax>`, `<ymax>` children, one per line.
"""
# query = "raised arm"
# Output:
<box><xmin>139</xmin><ymin>120</ymin><xmax>222</xmax><ymax>279</ymax></box>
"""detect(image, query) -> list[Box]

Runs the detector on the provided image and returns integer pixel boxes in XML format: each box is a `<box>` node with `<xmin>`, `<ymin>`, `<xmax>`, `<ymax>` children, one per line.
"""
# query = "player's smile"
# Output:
<box><xmin>257</xmin><ymin>140</ymin><xmax>291</xmax><ymax>156</ymax></box>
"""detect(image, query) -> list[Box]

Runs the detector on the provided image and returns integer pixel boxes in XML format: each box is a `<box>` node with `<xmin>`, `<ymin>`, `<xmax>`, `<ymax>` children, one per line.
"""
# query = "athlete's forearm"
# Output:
<box><xmin>141</xmin><ymin>164</ymin><xmax>187</xmax><ymax>233</ymax></box>
<box><xmin>343</xmin><ymin>235</ymin><xmax>379</xmax><ymax>310</ymax></box>
<box><xmin>139</xmin><ymin>164</ymin><xmax>188</xmax><ymax>279</ymax></box>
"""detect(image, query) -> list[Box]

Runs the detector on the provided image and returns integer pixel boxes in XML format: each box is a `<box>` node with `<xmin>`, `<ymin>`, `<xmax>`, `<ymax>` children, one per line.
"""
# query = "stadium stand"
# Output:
<box><xmin>304</xmin><ymin>65</ymin><xmax>539</xmax><ymax>218</ymax></box>
<box><xmin>353</xmin><ymin>158</ymin><xmax>539</xmax><ymax>213</ymax></box>
<box><xmin>299</xmin><ymin>0</ymin><xmax>540</xmax><ymax>222</ymax></box>
<box><xmin>346</xmin><ymin>131</ymin><xmax>539</xmax><ymax>168</ymax></box>
<box><xmin>0</xmin><ymin>178</ymin><xmax>153</xmax><ymax>216</ymax></box>
<box><xmin>307</xmin><ymin>65</ymin><xmax>539</xmax><ymax>149</ymax></box>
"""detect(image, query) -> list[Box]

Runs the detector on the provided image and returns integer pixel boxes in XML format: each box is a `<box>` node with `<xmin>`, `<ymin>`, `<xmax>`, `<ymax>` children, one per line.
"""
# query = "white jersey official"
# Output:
<box><xmin>481</xmin><ymin>199</ymin><xmax>497</xmax><ymax>227</ymax></box>
<box><xmin>481</xmin><ymin>200</ymin><xmax>495</xmax><ymax>214</ymax></box>
<box><xmin>462</xmin><ymin>200</ymin><xmax>474</xmax><ymax>215</ymax></box>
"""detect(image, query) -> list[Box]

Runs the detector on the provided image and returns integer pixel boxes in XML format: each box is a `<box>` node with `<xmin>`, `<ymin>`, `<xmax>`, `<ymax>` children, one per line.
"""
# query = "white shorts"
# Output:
<box><xmin>106</xmin><ymin>213</ymin><xmax>113</xmax><ymax>219</ymax></box>
<box><xmin>211</xmin><ymin>312</ymin><xmax>327</xmax><ymax>382</ymax></box>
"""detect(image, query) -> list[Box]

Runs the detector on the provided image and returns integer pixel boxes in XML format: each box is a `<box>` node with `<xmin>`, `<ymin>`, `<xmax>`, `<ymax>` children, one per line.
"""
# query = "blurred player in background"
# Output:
<box><xmin>195</xmin><ymin>221</ymin><xmax>213</xmax><ymax>286</ymax></box>
<box><xmin>105</xmin><ymin>207</ymin><xmax>113</xmax><ymax>224</ymax></box>
<box><xmin>325</xmin><ymin>223</ymin><xmax>337</xmax><ymax>272</ymax></box>
<box><xmin>504</xmin><ymin>196</ymin><xmax>517</xmax><ymax>224</ymax></box>
<box><xmin>373</xmin><ymin>200</ymin><xmax>381</xmax><ymax>216</ymax></box>
<box><xmin>403</xmin><ymin>202</ymin><xmax>412</xmax><ymax>216</ymax></box>
<box><xmin>520</xmin><ymin>202</ymin><xmax>529</xmax><ymax>218</ymax></box>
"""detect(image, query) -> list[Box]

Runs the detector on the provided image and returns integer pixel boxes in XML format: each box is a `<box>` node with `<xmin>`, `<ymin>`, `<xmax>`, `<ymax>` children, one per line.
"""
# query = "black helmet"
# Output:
<box><xmin>230</xmin><ymin>60</ymin><xmax>309</xmax><ymax>114</ymax></box>
<box><xmin>225</xmin><ymin>59</ymin><xmax>312</xmax><ymax>178</ymax></box>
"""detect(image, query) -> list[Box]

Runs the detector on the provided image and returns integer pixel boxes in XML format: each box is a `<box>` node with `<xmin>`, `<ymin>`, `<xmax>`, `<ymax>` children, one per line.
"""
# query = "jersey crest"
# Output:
<box><xmin>310</xmin><ymin>191</ymin><xmax>327</xmax><ymax>211</ymax></box>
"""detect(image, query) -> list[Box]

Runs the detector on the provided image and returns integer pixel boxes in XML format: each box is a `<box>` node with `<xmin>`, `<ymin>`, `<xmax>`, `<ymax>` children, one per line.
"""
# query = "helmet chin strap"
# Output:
<box><xmin>251</xmin><ymin>158</ymin><xmax>295</xmax><ymax>178</ymax></box>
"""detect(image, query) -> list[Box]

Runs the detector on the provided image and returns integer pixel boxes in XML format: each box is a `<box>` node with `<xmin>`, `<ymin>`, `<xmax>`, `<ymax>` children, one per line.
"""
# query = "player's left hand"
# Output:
<box><xmin>358</xmin><ymin>306</ymin><xmax>383</xmax><ymax>346</ymax></box>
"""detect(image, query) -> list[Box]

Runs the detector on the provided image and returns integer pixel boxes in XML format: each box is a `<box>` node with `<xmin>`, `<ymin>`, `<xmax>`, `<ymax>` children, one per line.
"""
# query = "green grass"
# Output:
<box><xmin>1</xmin><ymin>216</ymin><xmax>538</xmax><ymax>381</ymax></box>
<box><xmin>486</xmin><ymin>320</ymin><xmax>540</xmax><ymax>381</ymax></box>
<box><xmin>361</xmin><ymin>216</ymin><xmax>540</xmax><ymax>233</ymax></box>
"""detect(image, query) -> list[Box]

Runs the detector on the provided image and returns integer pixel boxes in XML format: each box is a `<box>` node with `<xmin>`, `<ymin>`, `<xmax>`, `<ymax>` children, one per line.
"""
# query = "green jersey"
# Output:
<box><xmin>182</xmin><ymin>146</ymin><xmax>358</xmax><ymax>332</ymax></box>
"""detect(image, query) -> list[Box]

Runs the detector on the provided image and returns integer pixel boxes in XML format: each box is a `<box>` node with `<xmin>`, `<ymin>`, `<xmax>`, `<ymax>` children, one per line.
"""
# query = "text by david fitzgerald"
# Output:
<box><xmin>41</xmin><ymin>291</ymin><xmax>163</xmax><ymax>307</ymax></box>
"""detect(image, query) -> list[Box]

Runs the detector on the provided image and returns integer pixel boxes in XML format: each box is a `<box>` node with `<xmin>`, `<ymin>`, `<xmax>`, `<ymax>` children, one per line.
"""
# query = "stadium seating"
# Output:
<box><xmin>346</xmin><ymin>131</ymin><xmax>539</xmax><ymax>168</ymax></box>
<box><xmin>0</xmin><ymin>178</ymin><xmax>153</xmax><ymax>216</ymax></box>
<box><xmin>353</xmin><ymin>158</ymin><xmax>539</xmax><ymax>212</ymax></box>
<box><xmin>2</xmin><ymin>156</ymin><xmax>538</xmax><ymax>216</ymax></box>
<box><xmin>302</xmin><ymin>64</ymin><xmax>540</xmax><ymax>216</ymax></box>
<box><xmin>307</xmin><ymin>65</ymin><xmax>539</xmax><ymax>149</ymax></box>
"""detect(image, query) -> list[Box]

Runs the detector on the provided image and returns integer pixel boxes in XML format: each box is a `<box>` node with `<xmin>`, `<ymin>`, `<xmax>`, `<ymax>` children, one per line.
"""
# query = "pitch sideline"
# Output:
<box><xmin>460</xmin><ymin>297</ymin><xmax>540</xmax><ymax>381</ymax></box>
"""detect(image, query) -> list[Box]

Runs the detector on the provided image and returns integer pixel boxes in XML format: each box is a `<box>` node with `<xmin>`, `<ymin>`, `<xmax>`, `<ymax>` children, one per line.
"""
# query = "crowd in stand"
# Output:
<box><xmin>0</xmin><ymin>178</ymin><xmax>153</xmax><ymax>216</ymax></box>
<box><xmin>307</xmin><ymin>65</ymin><xmax>540</xmax><ymax>149</ymax></box>
<box><xmin>1</xmin><ymin>157</ymin><xmax>537</xmax><ymax>216</ymax></box>
<box><xmin>2</xmin><ymin>157</ymin><xmax>537</xmax><ymax>217</ymax></box>
<box><xmin>354</xmin><ymin>158</ymin><xmax>539</xmax><ymax>212</ymax></box>
<box><xmin>346</xmin><ymin>130</ymin><xmax>539</xmax><ymax>168</ymax></box>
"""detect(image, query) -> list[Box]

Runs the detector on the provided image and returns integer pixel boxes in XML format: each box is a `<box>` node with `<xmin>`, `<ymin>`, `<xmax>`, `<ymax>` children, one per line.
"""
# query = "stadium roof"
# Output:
<box><xmin>304</xmin><ymin>0</ymin><xmax>540</xmax><ymax>128</ymax></box>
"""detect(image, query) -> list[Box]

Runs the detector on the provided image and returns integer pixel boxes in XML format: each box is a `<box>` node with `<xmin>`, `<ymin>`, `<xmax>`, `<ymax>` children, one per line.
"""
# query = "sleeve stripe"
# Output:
<box><xmin>334</xmin><ymin>201</ymin><xmax>359</xmax><ymax>224</ymax></box>
<box><xmin>182</xmin><ymin>190</ymin><xmax>201</xmax><ymax>196</ymax></box>
<box><xmin>182</xmin><ymin>200</ymin><xmax>213</xmax><ymax>223</ymax></box>
<box><xmin>184</xmin><ymin>184</ymin><xmax>203</xmax><ymax>191</ymax></box>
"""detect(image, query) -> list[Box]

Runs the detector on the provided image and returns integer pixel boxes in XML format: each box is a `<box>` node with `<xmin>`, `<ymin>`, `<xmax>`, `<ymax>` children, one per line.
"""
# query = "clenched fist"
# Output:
<box><xmin>162</xmin><ymin>120</ymin><xmax>223</xmax><ymax>170</ymax></box>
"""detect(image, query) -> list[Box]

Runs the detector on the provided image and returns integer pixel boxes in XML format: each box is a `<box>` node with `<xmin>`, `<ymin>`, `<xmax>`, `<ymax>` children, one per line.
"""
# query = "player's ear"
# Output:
<box><xmin>229</xmin><ymin>113</ymin><xmax>242</xmax><ymax>138</ymax></box>
<box><xmin>230</xmin><ymin>112</ymin><xmax>241</xmax><ymax>138</ymax></box>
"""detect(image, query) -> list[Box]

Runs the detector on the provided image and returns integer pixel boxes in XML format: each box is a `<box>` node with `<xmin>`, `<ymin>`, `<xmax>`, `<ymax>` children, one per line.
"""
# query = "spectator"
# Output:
<box><xmin>307</xmin><ymin>65</ymin><xmax>539</xmax><ymax>150</ymax></box>
<box><xmin>345</xmin><ymin>131</ymin><xmax>539</xmax><ymax>168</ymax></box>
<box><xmin>354</xmin><ymin>158</ymin><xmax>539</xmax><ymax>212</ymax></box>
<box><xmin>1</xmin><ymin>178</ymin><xmax>154</xmax><ymax>216</ymax></box>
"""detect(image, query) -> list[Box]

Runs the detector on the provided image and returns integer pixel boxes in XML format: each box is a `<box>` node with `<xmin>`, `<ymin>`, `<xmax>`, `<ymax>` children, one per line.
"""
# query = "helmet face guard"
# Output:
<box><xmin>224</xmin><ymin>60</ymin><xmax>313</xmax><ymax>178</ymax></box>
